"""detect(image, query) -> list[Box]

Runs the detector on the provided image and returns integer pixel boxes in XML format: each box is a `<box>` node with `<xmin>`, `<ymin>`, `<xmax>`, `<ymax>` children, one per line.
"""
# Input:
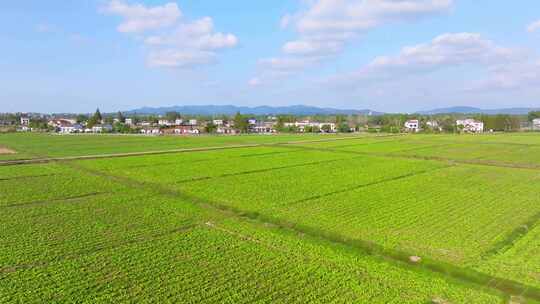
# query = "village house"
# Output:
<box><xmin>188</xmin><ymin>119</ymin><xmax>198</xmax><ymax>126</ymax></box>
<box><xmin>91</xmin><ymin>124</ymin><xmax>113</xmax><ymax>133</ymax></box>
<box><xmin>60</xmin><ymin>123</ymin><xmax>75</xmax><ymax>134</ymax></box>
<box><xmin>140</xmin><ymin>128</ymin><xmax>160</xmax><ymax>135</ymax></box>
<box><xmin>404</xmin><ymin>119</ymin><xmax>420</xmax><ymax>132</ymax></box>
<box><xmin>125</xmin><ymin>118</ymin><xmax>133</xmax><ymax>125</ymax></box>
<box><xmin>216</xmin><ymin>125</ymin><xmax>236</xmax><ymax>134</ymax></box>
<box><xmin>48</xmin><ymin>119</ymin><xmax>77</xmax><ymax>128</ymax></box>
<box><xmin>533</xmin><ymin>118</ymin><xmax>540</xmax><ymax>131</ymax></box>
<box><xmin>175</xmin><ymin>118</ymin><xmax>183</xmax><ymax>126</ymax></box>
<box><xmin>251</xmin><ymin>121</ymin><xmax>276</xmax><ymax>133</ymax></box>
<box><xmin>212</xmin><ymin>119</ymin><xmax>224</xmax><ymax>126</ymax></box>
<box><xmin>456</xmin><ymin>119</ymin><xmax>484</xmax><ymax>133</ymax></box>
<box><xmin>48</xmin><ymin>119</ymin><xmax>77</xmax><ymax>133</ymax></box>
<box><xmin>426</xmin><ymin>120</ymin><xmax>441</xmax><ymax>131</ymax></box>
<box><xmin>159</xmin><ymin>125</ymin><xmax>201</xmax><ymax>135</ymax></box>
<box><xmin>20</xmin><ymin>116</ymin><xmax>30</xmax><ymax>126</ymax></box>
<box><xmin>284</xmin><ymin>121</ymin><xmax>336</xmax><ymax>133</ymax></box>
<box><xmin>60</xmin><ymin>123</ymin><xmax>84</xmax><ymax>134</ymax></box>
<box><xmin>158</xmin><ymin>119</ymin><xmax>172</xmax><ymax>126</ymax></box>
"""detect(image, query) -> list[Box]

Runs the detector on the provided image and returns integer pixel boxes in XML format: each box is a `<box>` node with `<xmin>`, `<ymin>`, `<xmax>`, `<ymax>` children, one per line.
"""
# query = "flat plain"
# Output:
<box><xmin>1</xmin><ymin>133</ymin><xmax>539</xmax><ymax>303</ymax></box>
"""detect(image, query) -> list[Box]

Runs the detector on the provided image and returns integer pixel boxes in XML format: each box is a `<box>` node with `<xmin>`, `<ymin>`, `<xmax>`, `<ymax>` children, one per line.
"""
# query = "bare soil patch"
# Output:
<box><xmin>0</xmin><ymin>146</ymin><xmax>16</xmax><ymax>155</ymax></box>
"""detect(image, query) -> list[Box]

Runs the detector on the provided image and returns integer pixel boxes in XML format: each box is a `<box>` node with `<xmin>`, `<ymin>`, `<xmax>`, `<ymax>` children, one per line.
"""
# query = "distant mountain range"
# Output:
<box><xmin>126</xmin><ymin>105</ymin><xmax>383</xmax><ymax>116</ymax></box>
<box><xmin>124</xmin><ymin>104</ymin><xmax>539</xmax><ymax>116</ymax></box>
<box><xmin>416</xmin><ymin>106</ymin><xmax>540</xmax><ymax>115</ymax></box>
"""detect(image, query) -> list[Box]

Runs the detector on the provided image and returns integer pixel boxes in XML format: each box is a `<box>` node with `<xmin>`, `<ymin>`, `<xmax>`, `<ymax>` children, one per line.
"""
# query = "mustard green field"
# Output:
<box><xmin>1</xmin><ymin>133</ymin><xmax>539</xmax><ymax>303</ymax></box>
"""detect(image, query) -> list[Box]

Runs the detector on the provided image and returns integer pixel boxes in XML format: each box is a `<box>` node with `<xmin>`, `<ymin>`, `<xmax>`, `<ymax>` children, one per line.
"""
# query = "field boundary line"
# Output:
<box><xmin>279</xmin><ymin>144</ymin><xmax>540</xmax><ymax>171</ymax></box>
<box><xmin>480</xmin><ymin>211</ymin><xmax>540</xmax><ymax>261</ymax></box>
<box><xmin>64</xmin><ymin>161</ymin><xmax>540</xmax><ymax>302</ymax></box>
<box><xmin>0</xmin><ymin>173</ymin><xmax>57</xmax><ymax>181</ymax></box>
<box><xmin>1</xmin><ymin>192</ymin><xmax>110</xmax><ymax>208</ymax></box>
<box><xmin>0</xmin><ymin>134</ymin><xmax>399</xmax><ymax>166</ymax></box>
<box><xmin>174</xmin><ymin>156</ymin><xmax>357</xmax><ymax>184</ymax></box>
<box><xmin>0</xmin><ymin>223</ymin><xmax>198</xmax><ymax>274</ymax></box>
<box><xmin>281</xmin><ymin>164</ymin><xmax>453</xmax><ymax>208</ymax></box>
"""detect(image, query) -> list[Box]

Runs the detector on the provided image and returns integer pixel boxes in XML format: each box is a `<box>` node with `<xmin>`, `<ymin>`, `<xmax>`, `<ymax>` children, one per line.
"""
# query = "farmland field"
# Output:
<box><xmin>1</xmin><ymin>132</ymin><xmax>539</xmax><ymax>303</ymax></box>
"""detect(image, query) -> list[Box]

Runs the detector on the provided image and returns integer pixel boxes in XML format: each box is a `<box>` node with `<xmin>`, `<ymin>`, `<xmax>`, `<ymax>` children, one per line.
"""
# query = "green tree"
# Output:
<box><xmin>528</xmin><ymin>111</ymin><xmax>540</xmax><ymax>122</ymax></box>
<box><xmin>320</xmin><ymin>124</ymin><xmax>332</xmax><ymax>133</ymax></box>
<box><xmin>76</xmin><ymin>114</ymin><xmax>88</xmax><ymax>124</ymax></box>
<box><xmin>29</xmin><ymin>118</ymin><xmax>49</xmax><ymax>130</ymax></box>
<box><xmin>116</xmin><ymin>111</ymin><xmax>125</xmax><ymax>123</ymax></box>
<box><xmin>205</xmin><ymin>122</ymin><xmax>217</xmax><ymax>133</ymax></box>
<box><xmin>93</xmin><ymin>108</ymin><xmax>102</xmax><ymax>122</ymax></box>
<box><xmin>165</xmin><ymin>111</ymin><xmax>179</xmax><ymax>122</ymax></box>
<box><xmin>113</xmin><ymin>122</ymin><xmax>131</xmax><ymax>134</ymax></box>
<box><xmin>233</xmin><ymin>112</ymin><xmax>248</xmax><ymax>133</ymax></box>
<box><xmin>87</xmin><ymin>108</ymin><xmax>103</xmax><ymax>128</ymax></box>
<box><xmin>338</xmin><ymin>123</ymin><xmax>351</xmax><ymax>133</ymax></box>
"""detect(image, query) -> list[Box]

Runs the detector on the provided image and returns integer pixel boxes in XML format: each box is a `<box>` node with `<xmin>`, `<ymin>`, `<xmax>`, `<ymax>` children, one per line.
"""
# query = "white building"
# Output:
<box><xmin>456</xmin><ymin>119</ymin><xmax>484</xmax><ymax>133</ymax></box>
<box><xmin>91</xmin><ymin>124</ymin><xmax>113</xmax><ymax>133</ymax></box>
<box><xmin>216</xmin><ymin>126</ymin><xmax>236</xmax><ymax>134</ymax></box>
<box><xmin>125</xmin><ymin>118</ymin><xmax>133</xmax><ymax>125</ymax></box>
<box><xmin>212</xmin><ymin>119</ymin><xmax>224</xmax><ymax>126</ymax></box>
<box><xmin>60</xmin><ymin>125</ymin><xmax>74</xmax><ymax>134</ymax></box>
<box><xmin>158</xmin><ymin>119</ymin><xmax>172</xmax><ymax>126</ymax></box>
<box><xmin>533</xmin><ymin>118</ymin><xmax>540</xmax><ymax>131</ymax></box>
<box><xmin>175</xmin><ymin>119</ymin><xmax>183</xmax><ymax>126</ymax></box>
<box><xmin>20</xmin><ymin>116</ymin><xmax>30</xmax><ymax>126</ymax></box>
<box><xmin>404</xmin><ymin>120</ymin><xmax>420</xmax><ymax>132</ymax></box>
<box><xmin>140</xmin><ymin>128</ymin><xmax>161</xmax><ymax>135</ymax></box>
<box><xmin>251</xmin><ymin>121</ymin><xmax>276</xmax><ymax>133</ymax></box>
<box><xmin>284</xmin><ymin>121</ymin><xmax>336</xmax><ymax>132</ymax></box>
<box><xmin>188</xmin><ymin>119</ymin><xmax>197</xmax><ymax>126</ymax></box>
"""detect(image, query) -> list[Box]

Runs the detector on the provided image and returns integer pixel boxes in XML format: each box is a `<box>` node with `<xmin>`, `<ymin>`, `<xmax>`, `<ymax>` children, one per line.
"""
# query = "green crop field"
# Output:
<box><xmin>1</xmin><ymin>132</ymin><xmax>539</xmax><ymax>303</ymax></box>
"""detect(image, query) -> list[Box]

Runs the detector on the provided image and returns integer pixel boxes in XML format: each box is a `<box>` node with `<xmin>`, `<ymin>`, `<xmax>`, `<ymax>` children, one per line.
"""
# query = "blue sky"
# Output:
<box><xmin>1</xmin><ymin>0</ymin><xmax>540</xmax><ymax>113</ymax></box>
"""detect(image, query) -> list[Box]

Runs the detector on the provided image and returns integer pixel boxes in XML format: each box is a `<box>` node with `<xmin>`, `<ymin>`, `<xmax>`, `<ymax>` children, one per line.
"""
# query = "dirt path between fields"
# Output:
<box><xmin>0</xmin><ymin>146</ymin><xmax>16</xmax><ymax>155</ymax></box>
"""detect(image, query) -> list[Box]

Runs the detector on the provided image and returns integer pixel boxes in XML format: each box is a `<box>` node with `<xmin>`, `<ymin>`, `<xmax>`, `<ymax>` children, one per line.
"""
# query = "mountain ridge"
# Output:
<box><xmin>416</xmin><ymin>106</ymin><xmax>540</xmax><ymax>115</ymax></box>
<box><xmin>124</xmin><ymin>104</ymin><xmax>540</xmax><ymax>116</ymax></box>
<box><xmin>125</xmin><ymin>105</ymin><xmax>383</xmax><ymax>116</ymax></box>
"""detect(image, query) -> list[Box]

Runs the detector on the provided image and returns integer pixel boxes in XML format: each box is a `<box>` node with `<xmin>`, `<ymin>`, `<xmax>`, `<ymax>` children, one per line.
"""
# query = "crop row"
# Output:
<box><xmin>0</xmin><ymin>165</ymin><xmax>126</xmax><ymax>206</ymax></box>
<box><xmin>0</xmin><ymin>132</ymin><xmax>365</xmax><ymax>160</ymax></box>
<box><xmin>474</xmin><ymin>221</ymin><xmax>540</xmax><ymax>288</ymax></box>
<box><xmin>151</xmin><ymin>153</ymin><xmax>540</xmax><ymax>283</ymax></box>
<box><xmin>74</xmin><ymin>146</ymin><xmax>350</xmax><ymax>186</ymax></box>
<box><xmin>0</xmin><ymin>216</ymin><xmax>503</xmax><ymax>303</ymax></box>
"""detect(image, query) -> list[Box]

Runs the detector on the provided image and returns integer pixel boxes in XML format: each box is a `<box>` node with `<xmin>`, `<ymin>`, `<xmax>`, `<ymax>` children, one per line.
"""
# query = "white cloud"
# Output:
<box><xmin>147</xmin><ymin>50</ymin><xmax>216</xmax><ymax>68</ymax></box>
<box><xmin>35</xmin><ymin>23</ymin><xmax>58</xmax><ymax>33</ymax></box>
<box><xmin>527</xmin><ymin>20</ymin><xmax>540</xmax><ymax>33</ymax></box>
<box><xmin>466</xmin><ymin>60</ymin><xmax>540</xmax><ymax>91</ymax></box>
<box><xmin>280</xmin><ymin>14</ymin><xmax>292</xmax><ymax>29</ymax></box>
<box><xmin>103</xmin><ymin>0</ymin><xmax>181</xmax><ymax>33</ymax></box>
<box><xmin>259</xmin><ymin>57</ymin><xmax>322</xmax><ymax>71</ymax></box>
<box><xmin>366</xmin><ymin>33</ymin><xmax>515</xmax><ymax>72</ymax></box>
<box><xmin>248</xmin><ymin>77</ymin><xmax>262</xmax><ymax>86</ymax></box>
<box><xmin>327</xmin><ymin>33</ymin><xmax>521</xmax><ymax>87</ymax></box>
<box><xmin>144</xmin><ymin>17</ymin><xmax>237</xmax><ymax>50</ymax></box>
<box><xmin>253</xmin><ymin>0</ymin><xmax>453</xmax><ymax>83</ymax></box>
<box><xmin>103</xmin><ymin>1</ymin><xmax>237</xmax><ymax>69</ymax></box>
<box><xmin>282</xmin><ymin>40</ymin><xmax>342</xmax><ymax>56</ymax></box>
<box><xmin>284</xmin><ymin>0</ymin><xmax>452</xmax><ymax>57</ymax></box>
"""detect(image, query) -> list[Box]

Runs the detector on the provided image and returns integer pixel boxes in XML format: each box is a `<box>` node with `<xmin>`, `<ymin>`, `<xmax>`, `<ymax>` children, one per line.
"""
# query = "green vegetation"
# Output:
<box><xmin>0</xmin><ymin>132</ymin><xmax>362</xmax><ymax>161</ymax></box>
<box><xmin>1</xmin><ymin>132</ymin><xmax>539</xmax><ymax>303</ymax></box>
